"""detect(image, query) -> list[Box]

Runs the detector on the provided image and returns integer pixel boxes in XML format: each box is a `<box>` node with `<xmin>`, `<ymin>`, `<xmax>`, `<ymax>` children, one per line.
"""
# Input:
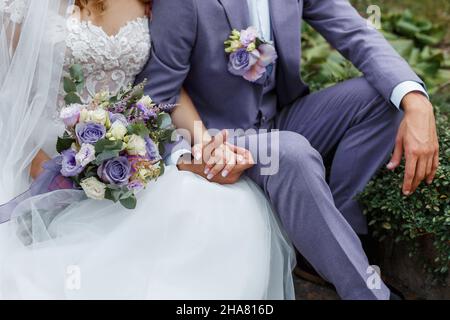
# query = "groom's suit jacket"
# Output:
<box><xmin>137</xmin><ymin>0</ymin><xmax>422</xmax><ymax>132</ymax></box>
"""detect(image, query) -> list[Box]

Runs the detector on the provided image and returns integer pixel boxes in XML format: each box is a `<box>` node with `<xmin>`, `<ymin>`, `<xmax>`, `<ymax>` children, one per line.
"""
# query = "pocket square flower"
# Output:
<box><xmin>224</xmin><ymin>26</ymin><xmax>278</xmax><ymax>82</ymax></box>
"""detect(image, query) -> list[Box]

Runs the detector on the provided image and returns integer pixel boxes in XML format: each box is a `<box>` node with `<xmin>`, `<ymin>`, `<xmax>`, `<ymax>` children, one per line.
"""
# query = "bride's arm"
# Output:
<box><xmin>172</xmin><ymin>88</ymin><xmax>212</xmax><ymax>147</ymax></box>
<box><xmin>172</xmin><ymin>89</ymin><xmax>254</xmax><ymax>184</ymax></box>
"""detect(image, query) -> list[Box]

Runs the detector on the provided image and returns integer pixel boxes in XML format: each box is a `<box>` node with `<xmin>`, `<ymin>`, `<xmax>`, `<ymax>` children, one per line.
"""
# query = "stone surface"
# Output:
<box><xmin>294</xmin><ymin>276</ymin><xmax>339</xmax><ymax>300</ymax></box>
<box><xmin>378</xmin><ymin>237</ymin><xmax>450</xmax><ymax>300</ymax></box>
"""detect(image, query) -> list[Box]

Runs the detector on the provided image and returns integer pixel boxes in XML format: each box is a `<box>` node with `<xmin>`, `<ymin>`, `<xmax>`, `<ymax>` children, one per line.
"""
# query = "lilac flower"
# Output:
<box><xmin>243</xmin><ymin>62</ymin><xmax>267</xmax><ymax>82</ymax></box>
<box><xmin>60</xmin><ymin>104</ymin><xmax>83</xmax><ymax>127</ymax></box>
<box><xmin>136</xmin><ymin>102</ymin><xmax>157</xmax><ymax>120</ymax></box>
<box><xmin>242</xmin><ymin>44</ymin><xmax>277</xmax><ymax>82</ymax></box>
<box><xmin>240</xmin><ymin>26</ymin><xmax>258</xmax><ymax>46</ymax></box>
<box><xmin>98</xmin><ymin>157</ymin><xmax>131</xmax><ymax>186</ymax></box>
<box><xmin>75</xmin><ymin>122</ymin><xmax>106</xmax><ymax>145</ymax></box>
<box><xmin>228</xmin><ymin>48</ymin><xmax>259</xmax><ymax>77</ymax></box>
<box><xmin>128</xmin><ymin>180</ymin><xmax>144</xmax><ymax>192</ymax></box>
<box><xmin>257</xmin><ymin>43</ymin><xmax>278</xmax><ymax>67</ymax></box>
<box><xmin>145</xmin><ymin>137</ymin><xmax>161</xmax><ymax>162</ymax></box>
<box><xmin>75</xmin><ymin>144</ymin><xmax>96</xmax><ymax>167</ymax></box>
<box><xmin>61</xmin><ymin>149</ymin><xmax>84</xmax><ymax>177</ymax></box>
<box><xmin>158</xmin><ymin>103</ymin><xmax>177</xmax><ymax>113</ymax></box>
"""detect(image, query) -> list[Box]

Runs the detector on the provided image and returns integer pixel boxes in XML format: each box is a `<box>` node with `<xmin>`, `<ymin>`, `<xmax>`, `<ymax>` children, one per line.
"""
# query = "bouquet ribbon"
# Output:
<box><xmin>0</xmin><ymin>157</ymin><xmax>75</xmax><ymax>224</ymax></box>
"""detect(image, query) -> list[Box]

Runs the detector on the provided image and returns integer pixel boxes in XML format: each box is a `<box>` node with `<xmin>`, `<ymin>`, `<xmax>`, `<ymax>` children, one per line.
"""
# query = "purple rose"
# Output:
<box><xmin>145</xmin><ymin>137</ymin><xmax>161</xmax><ymax>162</ymax></box>
<box><xmin>75</xmin><ymin>122</ymin><xmax>106</xmax><ymax>145</ymax></box>
<box><xmin>60</xmin><ymin>149</ymin><xmax>84</xmax><ymax>177</ymax></box>
<box><xmin>228</xmin><ymin>48</ymin><xmax>258</xmax><ymax>76</ymax></box>
<box><xmin>98</xmin><ymin>156</ymin><xmax>131</xmax><ymax>186</ymax></box>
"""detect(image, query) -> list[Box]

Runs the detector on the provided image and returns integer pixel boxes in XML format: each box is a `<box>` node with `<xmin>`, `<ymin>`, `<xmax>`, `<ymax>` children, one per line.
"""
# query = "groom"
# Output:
<box><xmin>137</xmin><ymin>0</ymin><xmax>439</xmax><ymax>299</ymax></box>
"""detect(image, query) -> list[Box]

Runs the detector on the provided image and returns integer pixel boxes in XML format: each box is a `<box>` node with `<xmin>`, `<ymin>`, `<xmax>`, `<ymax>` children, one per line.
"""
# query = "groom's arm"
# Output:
<box><xmin>303</xmin><ymin>0</ymin><xmax>424</xmax><ymax>102</ymax></box>
<box><xmin>138</xmin><ymin>0</ymin><xmax>197</xmax><ymax>104</ymax></box>
<box><xmin>136</xmin><ymin>0</ymin><xmax>198</xmax><ymax>164</ymax></box>
<box><xmin>303</xmin><ymin>0</ymin><xmax>439</xmax><ymax>195</ymax></box>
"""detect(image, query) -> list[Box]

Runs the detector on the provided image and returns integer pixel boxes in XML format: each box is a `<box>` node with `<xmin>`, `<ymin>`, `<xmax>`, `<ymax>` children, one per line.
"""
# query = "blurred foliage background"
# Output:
<box><xmin>300</xmin><ymin>0</ymin><xmax>449</xmax><ymax>280</ymax></box>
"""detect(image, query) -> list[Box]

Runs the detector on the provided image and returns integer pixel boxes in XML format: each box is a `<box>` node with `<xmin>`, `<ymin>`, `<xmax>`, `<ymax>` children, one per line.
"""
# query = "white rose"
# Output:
<box><xmin>91</xmin><ymin>109</ymin><xmax>109</xmax><ymax>125</ymax></box>
<box><xmin>109</xmin><ymin>121</ymin><xmax>128</xmax><ymax>140</ymax></box>
<box><xmin>79</xmin><ymin>109</ymin><xmax>109</xmax><ymax>126</ymax></box>
<box><xmin>126</xmin><ymin>134</ymin><xmax>147</xmax><ymax>156</ymax></box>
<box><xmin>80</xmin><ymin>177</ymin><xmax>106</xmax><ymax>200</ymax></box>
<box><xmin>79</xmin><ymin>108</ymin><xmax>90</xmax><ymax>123</ymax></box>
<box><xmin>75</xmin><ymin>143</ymin><xmax>96</xmax><ymax>167</ymax></box>
<box><xmin>138</xmin><ymin>96</ymin><xmax>154</xmax><ymax>108</ymax></box>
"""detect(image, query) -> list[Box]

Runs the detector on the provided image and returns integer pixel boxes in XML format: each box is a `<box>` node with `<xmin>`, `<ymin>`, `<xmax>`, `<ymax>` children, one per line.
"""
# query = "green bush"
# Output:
<box><xmin>301</xmin><ymin>10</ymin><xmax>450</xmax><ymax>279</ymax></box>
<box><xmin>358</xmin><ymin>112</ymin><xmax>450</xmax><ymax>278</ymax></box>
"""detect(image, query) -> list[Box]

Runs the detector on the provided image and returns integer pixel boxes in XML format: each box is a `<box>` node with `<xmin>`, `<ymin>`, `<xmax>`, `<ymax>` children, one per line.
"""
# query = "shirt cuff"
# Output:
<box><xmin>390</xmin><ymin>81</ymin><xmax>429</xmax><ymax>109</ymax></box>
<box><xmin>166</xmin><ymin>149</ymin><xmax>192</xmax><ymax>166</ymax></box>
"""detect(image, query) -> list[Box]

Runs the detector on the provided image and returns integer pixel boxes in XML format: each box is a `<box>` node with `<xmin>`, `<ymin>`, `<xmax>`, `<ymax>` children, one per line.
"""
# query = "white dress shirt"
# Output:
<box><xmin>167</xmin><ymin>0</ymin><xmax>428</xmax><ymax>165</ymax></box>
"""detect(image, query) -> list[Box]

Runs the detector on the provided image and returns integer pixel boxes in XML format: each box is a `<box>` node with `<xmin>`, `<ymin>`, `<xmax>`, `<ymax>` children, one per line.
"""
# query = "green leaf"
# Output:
<box><xmin>95</xmin><ymin>139</ymin><xmax>123</xmax><ymax>154</ymax></box>
<box><xmin>63</xmin><ymin>77</ymin><xmax>77</xmax><ymax>93</ymax></box>
<box><xmin>56</xmin><ymin>136</ymin><xmax>75</xmax><ymax>154</ymax></box>
<box><xmin>69</xmin><ymin>64</ymin><xmax>84</xmax><ymax>83</ymax></box>
<box><xmin>129</xmin><ymin>85</ymin><xmax>144</xmax><ymax>103</ymax></box>
<box><xmin>157</xmin><ymin>112</ymin><xmax>173</xmax><ymax>129</ymax></box>
<box><xmin>127</xmin><ymin>122</ymin><xmax>150</xmax><ymax>138</ymax></box>
<box><xmin>94</xmin><ymin>150</ymin><xmax>120</xmax><ymax>165</ymax></box>
<box><xmin>120</xmin><ymin>195</ymin><xmax>137</xmax><ymax>210</ymax></box>
<box><xmin>105</xmin><ymin>187</ymin><xmax>122</xmax><ymax>203</ymax></box>
<box><xmin>64</xmin><ymin>92</ymin><xmax>82</xmax><ymax>105</ymax></box>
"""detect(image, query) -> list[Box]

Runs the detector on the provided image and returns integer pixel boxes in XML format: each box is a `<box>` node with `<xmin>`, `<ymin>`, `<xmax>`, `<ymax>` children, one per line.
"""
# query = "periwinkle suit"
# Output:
<box><xmin>137</xmin><ymin>0</ymin><xmax>423</xmax><ymax>299</ymax></box>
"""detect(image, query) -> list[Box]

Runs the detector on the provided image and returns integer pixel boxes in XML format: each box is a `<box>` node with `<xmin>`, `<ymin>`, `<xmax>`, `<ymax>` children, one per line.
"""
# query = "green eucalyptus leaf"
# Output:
<box><xmin>69</xmin><ymin>64</ymin><xmax>84</xmax><ymax>83</ymax></box>
<box><xmin>56</xmin><ymin>136</ymin><xmax>75</xmax><ymax>154</ymax></box>
<box><xmin>64</xmin><ymin>92</ymin><xmax>82</xmax><ymax>105</ymax></box>
<box><xmin>120</xmin><ymin>195</ymin><xmax>137</xmax><ymax>210</ymax></box>
<box><xmin>94</xmin><ymin>150</ymin><xmax>120</xmax><ymax>164</ymax></box>
<box><xmin>127</xmin><ymin>122</ymin><xmax>150</xmax><ymax>138</ymax></box>
<box><xmin>63</xmin><ymin>77</ymin><xmax>77</xmax><ymax>93</ymax></box>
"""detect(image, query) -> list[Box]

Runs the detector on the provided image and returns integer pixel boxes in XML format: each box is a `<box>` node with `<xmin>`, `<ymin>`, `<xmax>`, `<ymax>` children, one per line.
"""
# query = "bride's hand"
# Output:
<box><xmin>189</xmin><ymin>130</ymin><xmax>254</xmax><ymax>183</ymax></box>
<box><xmin>202</xmin><ymin>143</ymin><xmax>254</xmax><ymax>181</ymax></box>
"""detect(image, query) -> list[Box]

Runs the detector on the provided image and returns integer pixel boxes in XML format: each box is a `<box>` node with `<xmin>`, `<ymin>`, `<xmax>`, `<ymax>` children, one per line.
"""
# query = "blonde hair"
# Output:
<box><xmin>75</xmin><ymin>0</ymin><xmax>151</xmax><ymax>14</ymax></box>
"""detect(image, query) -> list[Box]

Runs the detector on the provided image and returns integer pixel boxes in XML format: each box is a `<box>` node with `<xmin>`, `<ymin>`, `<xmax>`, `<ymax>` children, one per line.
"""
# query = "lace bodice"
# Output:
<box><xmin>56</xmin><ymin>16</ymin><xmax>151</xmax><ymax>117</ymax></box>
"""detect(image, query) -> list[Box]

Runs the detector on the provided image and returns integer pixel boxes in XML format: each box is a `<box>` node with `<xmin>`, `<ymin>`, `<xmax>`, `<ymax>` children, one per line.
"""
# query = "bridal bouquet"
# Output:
<box><xmin>56</xmin><ymin>65</ymin><xmax>175</xmax><ymax>209</ymax></box>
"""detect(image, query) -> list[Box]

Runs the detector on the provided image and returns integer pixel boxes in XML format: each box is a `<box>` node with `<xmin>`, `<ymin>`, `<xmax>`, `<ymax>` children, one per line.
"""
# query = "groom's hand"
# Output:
<box><xmin>178</xmin><ymin>130</ymin><xmax>254</xmax><ymax>185</ymax></box>
<box><xmin>177</xmin><ymin>161</ymin><xmax>251</xmax><ymax>185</ymax></box>
<box><xmin>387</xmin><ymin>92</ymin><xmax>439</xmax><ymax>195</ymax></box>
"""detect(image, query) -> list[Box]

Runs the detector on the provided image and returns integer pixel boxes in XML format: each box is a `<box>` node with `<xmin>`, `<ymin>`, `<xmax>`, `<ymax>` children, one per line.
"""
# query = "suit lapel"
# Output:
<box><xmin>217</xmin><ymin>0</ymin><xmax>250</xmax><ymax>31</ymax></box>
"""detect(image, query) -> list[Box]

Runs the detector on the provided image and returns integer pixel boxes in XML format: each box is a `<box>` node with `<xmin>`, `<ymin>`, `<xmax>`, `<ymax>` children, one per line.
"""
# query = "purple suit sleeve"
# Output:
<box><xmin>135</xmin><ymin>0</ymin><xmax>198</xmax><ymax>161</ymax></box>
<box><xmin>303</xmin><ymin>0</ymin><xmax>424</xmax><ymax>101</ymax></box>
<box><xmin>137</xmin><ymin>0</ymin><xmax>197</xmax><ymax>104</ymax></box>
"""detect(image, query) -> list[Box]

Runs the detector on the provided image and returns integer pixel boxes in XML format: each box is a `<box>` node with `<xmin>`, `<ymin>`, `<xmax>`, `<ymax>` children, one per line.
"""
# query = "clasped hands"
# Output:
<box><xmin>177</xmin><ymin>130</ymin><xmax>255</xmax><ymax>184</ymax></box>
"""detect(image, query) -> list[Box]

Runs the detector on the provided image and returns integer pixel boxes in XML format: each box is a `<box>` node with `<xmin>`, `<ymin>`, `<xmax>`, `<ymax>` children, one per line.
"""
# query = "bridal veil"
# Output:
<box><xmin>0</xmin><ymin>0</ymin><xmax>73</xmax><ymax>203</ymax></box>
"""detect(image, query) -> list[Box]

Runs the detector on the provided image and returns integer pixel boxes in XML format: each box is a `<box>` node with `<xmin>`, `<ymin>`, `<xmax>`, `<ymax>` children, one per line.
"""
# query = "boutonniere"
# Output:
<box><xmin>224</xmin><ymin>26</ymin><xmax>278</xmax><ymax>83</ymax></box>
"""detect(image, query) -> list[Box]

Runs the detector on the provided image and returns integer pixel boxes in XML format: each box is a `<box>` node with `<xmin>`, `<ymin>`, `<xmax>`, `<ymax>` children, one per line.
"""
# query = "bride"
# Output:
<box><xmin>0</xmin><ymin>0</ymin><xmax>295</xmax><ymax>299</ymax></box>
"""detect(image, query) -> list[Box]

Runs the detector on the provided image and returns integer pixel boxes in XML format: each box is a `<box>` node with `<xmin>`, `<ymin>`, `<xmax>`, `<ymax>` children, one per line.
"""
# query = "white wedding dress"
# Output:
<box><xmin>0</xmin><ymin>14</ymin><xmax>295</xmax><ymax>300</ymax></box>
